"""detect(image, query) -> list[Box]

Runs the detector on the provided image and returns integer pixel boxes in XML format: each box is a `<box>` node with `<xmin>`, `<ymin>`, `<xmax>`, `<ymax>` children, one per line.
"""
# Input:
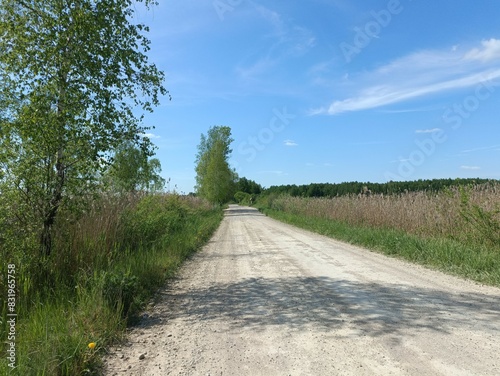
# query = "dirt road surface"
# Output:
<box><xmin>104</xmin><ymin>205</ymin><xmax>500</xmax><ymax>376</ymax></box>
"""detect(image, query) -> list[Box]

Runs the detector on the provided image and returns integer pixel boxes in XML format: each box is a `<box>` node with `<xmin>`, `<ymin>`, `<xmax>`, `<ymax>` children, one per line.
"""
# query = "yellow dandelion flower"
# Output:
<box><xmin>88</xmin><ymin>342</ymin><xmax>96</xmax><ymax>350</ymax></box>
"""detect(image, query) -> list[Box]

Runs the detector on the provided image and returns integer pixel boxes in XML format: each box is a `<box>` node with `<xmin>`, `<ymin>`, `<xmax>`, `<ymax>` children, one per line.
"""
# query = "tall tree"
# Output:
<box><xmin>0</xmin><ymin>0</ymin><xmax>167</xmax><ymax>256</ymax></box>
<box><xmin>105</xmin><ymin>140</ymin><xmax>165</xmax><ymax>193</ymax></box>
<box><xmin>236</xmin><ymin>177</ymin><xmax>262</xmax><ymax>195</ymax></box>
<box><xmin>195</xmin><ymin>126</ymin><xmax>236</xmax><ymax>204</ymax></box>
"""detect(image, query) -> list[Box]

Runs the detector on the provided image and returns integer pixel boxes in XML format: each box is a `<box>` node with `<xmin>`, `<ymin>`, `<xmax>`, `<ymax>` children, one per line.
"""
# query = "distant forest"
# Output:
<box><xmin>262</xmin><ymin>178</ymin><xmax>499</xmax><ymax>197</ymax></box>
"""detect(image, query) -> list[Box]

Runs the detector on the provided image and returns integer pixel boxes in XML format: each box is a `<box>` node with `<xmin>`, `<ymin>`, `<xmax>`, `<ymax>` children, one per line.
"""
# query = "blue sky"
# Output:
<box><xmin>135</xmin><ymin>0</ymin><xmax>500</xmax><ymax>193</ymax></box>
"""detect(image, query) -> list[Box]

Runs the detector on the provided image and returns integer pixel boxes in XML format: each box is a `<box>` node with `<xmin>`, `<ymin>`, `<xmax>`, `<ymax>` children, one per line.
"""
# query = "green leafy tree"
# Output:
<box><xmin>0</xmin><ymin>0</ymin><xmax>167</xmax><ymax>256</ymax></box>
<box><xmin>236</xmin><ymin>177</ymin><xmax>262</xmax><ymax>195</ymax></box>
<box><xmin>234</xmin><ymin>191</ymin><xmax>251</xmax><ymax>204</ymax></box>
<box><xmin>145</xmin><ymin>157</ymin><xmax>166</xmax><ymax>193</ymax></box>
<box><xmin>195</xmin><ymin>126</ymin><xmax>236</xmax><ymax>204</ymax></box>
<box><xmin>104</xmin><ymin>141</ymin><xmax>165</xmax><ymax>193</ymax></box>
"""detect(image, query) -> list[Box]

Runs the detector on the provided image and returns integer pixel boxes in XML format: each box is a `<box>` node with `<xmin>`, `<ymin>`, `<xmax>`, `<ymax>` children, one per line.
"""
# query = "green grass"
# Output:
<box><xmin>0</xmin><ymin>195</ymin><xmax>223</xmax><ymax>375</ymax></box>
<box><xmin>260</xmin><ymin>207</ymin><xmax>500</xmax><ymax>287</ymax></box>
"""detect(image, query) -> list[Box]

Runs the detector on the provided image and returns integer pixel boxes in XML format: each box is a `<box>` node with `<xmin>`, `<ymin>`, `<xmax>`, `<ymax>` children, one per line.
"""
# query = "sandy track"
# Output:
<box><xmin>104</xmin><ymin>205</ymin><xmax>500</xmax><ymax>375</ymax></box>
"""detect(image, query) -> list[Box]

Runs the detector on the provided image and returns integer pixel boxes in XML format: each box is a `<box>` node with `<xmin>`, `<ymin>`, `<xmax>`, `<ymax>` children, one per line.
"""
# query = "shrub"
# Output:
<box><xmin>102</xmin><ymin>270</ymin><xmax>140</xmax><ymax>317</ymax></box>
<box><xmin>459</xmin><ymin>186</ymin><xmax>500</xmax><ymax>246</ymax></box>
<box><xmin>120</xmin><ymin>194</ymin><xmax>189</xmax><ymax>249</ymax></box>
<box><xmin>234</xmin><ymin>191</ymin><xmax>251</xmax><ymax>204</ymax></box>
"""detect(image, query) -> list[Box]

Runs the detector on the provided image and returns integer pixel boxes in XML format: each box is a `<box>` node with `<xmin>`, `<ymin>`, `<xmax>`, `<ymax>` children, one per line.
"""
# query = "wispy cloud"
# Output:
<box><xmin>236</xmin><ymin>57</ymin><xmax>277</xmax><ymax>80</ymax></box>
<box><xmin>461</xmin><ymin>165</ymin><xmax>481</xmax><ymax>170</ymax></box>
<box><xmin>391</xmin><ymin>158</ymin><xmax>411</xmax><ymax>163</ymax></box>
<box><xmin>236</xmin><ymin>5</ymin><xmax>315</xmax><ymax>80</ymax></box>
<box><xmin>415</xmin><ymin>128</ymin><xmax>442</xmax><ymax>134</ymax></box>
<box><xmin>259</xmin><ymin>170</ymin><xmax>287</xmax><ymax>176</ymax></box>
<box><xmin>284</xmin><ymin>139</ymin><xmax>298</xmax><ymax>146</ymax></box>
<box><xmin>378</xmin><ymin>105</ymin><xmax>442</xmax><ymax>114</ymax></box>
<box><xmin>253</xmin><ymin>5</ymin><xmax>316</xmax><ymax>54</ymax></box>
<box><xmin>460</xmin><ymin>144</ymin><xmax>500</xmax><ymax>153</ymax></box>
<box><xmin>313</xmin><ymin>39</ymin><xmax>500</xmax><ymax>115</ymax></box>
<box><xmin>464</xmin><ymin>38</ymin><xmax>500</xmax><ymax>62</ymax></box>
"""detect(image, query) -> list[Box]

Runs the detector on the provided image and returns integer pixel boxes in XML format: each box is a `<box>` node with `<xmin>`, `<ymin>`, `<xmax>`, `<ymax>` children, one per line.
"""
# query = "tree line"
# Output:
<box><xmin>193</xmin><ymin>126</ymin><xmax>497</xmax><ymax>204</ymax></box>
<box><xmin>262</xmin><ymin>178</ymin><xmax>498</xmax><ymax>198</ymax></box>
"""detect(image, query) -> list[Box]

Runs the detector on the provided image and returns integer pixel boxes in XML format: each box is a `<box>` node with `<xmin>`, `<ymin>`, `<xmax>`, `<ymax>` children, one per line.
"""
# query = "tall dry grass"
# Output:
<box><xmin>267</xmin><ymin>183</ymin><xmax>500</xmax><ymax>247</ymax></box>
<box><xmin>0</xmin><ymin>193</ymin><xmax>222</xmax><ymax>375</ymax></box>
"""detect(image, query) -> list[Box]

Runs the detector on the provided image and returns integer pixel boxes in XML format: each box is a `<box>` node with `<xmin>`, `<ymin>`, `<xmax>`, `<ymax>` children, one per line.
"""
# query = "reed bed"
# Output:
<box><xmin>259</xmin><ymin>183</ymin><xmax>500</xmax><ymax>286</ymax></box>
<box><xmin>266</xmin><ymin>183</ymin><xmax>500</xmax><ymax>248</ymax></box>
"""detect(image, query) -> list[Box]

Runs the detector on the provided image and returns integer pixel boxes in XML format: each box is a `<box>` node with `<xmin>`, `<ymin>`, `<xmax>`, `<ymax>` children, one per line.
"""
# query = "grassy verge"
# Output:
<box><xmin>259</xmin><ymin>207</ymin><xmax>500</xmax><ymax>287</ymax></box>
<box><xmin>0</xmin><ymin>194</ymin><xmax>223</xmax><ymax>375</ymax></box>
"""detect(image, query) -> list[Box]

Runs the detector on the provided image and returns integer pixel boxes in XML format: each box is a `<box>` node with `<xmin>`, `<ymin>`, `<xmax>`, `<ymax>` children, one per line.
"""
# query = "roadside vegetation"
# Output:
<box><xmin>257</xmin><ymin>182</ymin><xmax>500</xmax><ymax>287</ymax></box>
<box><xmin>0</xmin><ymin>2</ymin><xmax>226</xmax><ymax>374</ymax></box>
<box><xmin>0</xmin><ymin>193</ymin><xmax>222</xmax><ymax>375</ymax></box>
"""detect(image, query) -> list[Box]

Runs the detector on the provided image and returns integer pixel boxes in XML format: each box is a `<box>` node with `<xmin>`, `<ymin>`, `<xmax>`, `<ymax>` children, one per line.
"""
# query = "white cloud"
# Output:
<box><xmin>460</xmin><ymin>144</ymin><xmax>500</xmax><ymax>153</ymax></box>
<box><xmin>314</xmin><ymin>39</ymin><xmax>500</xmax><ymax>115</ymax></box>
<box><xmin>284</xmin><ymin>139</ymin><xmax>298</xmax><ymax>146</ymax></box>
<box><xmin>141</xmin><ymin>132</ymin><xmax>161</xmax><ymax>139</ymax></box>
<box><xmin>254</xmin><ymin>5</ymin><xmax>315</xmax><ymax>53</ymax></box>
<box><xmin>308</xmin><ymin>60</ymin><xmax>333</xmax><ymax>76</ymax></box>
<box><xmin>236</xmin><ymin>57</ymin><xmax>276</xmax><ymax>80</ymax></box>
<box><xmin>461</xmin><ymin>165</ymin><xmax>481</xmax><ymax>170</ymax></box>
<box><xmin>254</xmin><ymin>5</ymin><xmax>283</xmax><ymax>33</ymax></box>
<box><xmin>259</xmin><ymin>170</ymin><xmax>287</xmax><ymax>175</ymax></box>
<box><xmin>391</xmin><ymin>158</ymin><xmax>410</xmax><ymax>163</ymax></box>
<box><xmin>236</xmin><ymin>5</ymin><xmax>315</xmax><ymax>80</ymax></box>
<box><xmin>378</xmin><ymin>105</ymin><xmax>441</xmax><ymax>114</ymax></box>
<box><xmin>415</xmin><ymin>128</ymin><xmax>442</xmax><ymax>134</ymax></box>
<box><xmin>465</xmin><ymin>39</ymin><xmax>500</xmax><ymax>62</ymax></box>
<box><xmin>325</xmin><ymin>70</ymin><xmax>500</xmax><ymax>115</ymax></box>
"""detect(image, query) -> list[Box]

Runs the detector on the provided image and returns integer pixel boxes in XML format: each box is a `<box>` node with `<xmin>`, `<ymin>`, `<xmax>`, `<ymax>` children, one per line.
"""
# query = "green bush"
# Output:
<box><xmin>0</xmin><ymin>194</ymin><xmax>223</xmax><ymax>375</ymax></box>
<box><xmin>234</xmin><ymin>191</ymin><xmax>251</xmax><ymax>204</ymax></box>
<box><xmin>120</xmin><ymin>195</ymin><xmax>189</xmax><ymax>248</ymax></box>
<box><xmin>459</xmin><ymin>186</ymin><xmax>500</xmax><ymax>246</ymax></box>
<box><xmin>102</xmin><ymin>270</ymin><xmax>140</xmax><ymax>317</ymax></box>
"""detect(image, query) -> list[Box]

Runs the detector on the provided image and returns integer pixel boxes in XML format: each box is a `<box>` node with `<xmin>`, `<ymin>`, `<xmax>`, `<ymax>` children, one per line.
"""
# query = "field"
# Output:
<box><xmin>258</xmin><ymin>183</ymin><xmax>500</xmax><ymax>286</ymax></box>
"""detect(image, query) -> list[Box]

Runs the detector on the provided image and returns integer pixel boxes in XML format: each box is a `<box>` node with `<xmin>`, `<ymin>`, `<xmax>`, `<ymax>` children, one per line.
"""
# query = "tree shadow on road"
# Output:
<box><xmin>144</xmin><ymin>276</ymin><xmax>500</xmax><ymax>339</ymax></box>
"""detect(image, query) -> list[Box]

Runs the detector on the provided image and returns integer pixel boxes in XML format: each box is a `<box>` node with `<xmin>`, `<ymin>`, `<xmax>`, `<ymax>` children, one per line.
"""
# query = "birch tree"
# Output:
<box><xmin>195</xmin><ymin>126</ymin><xmax>236</xmax><ymax>204</ymax></box>
<box><xmin>0</xmin><ymin>0</ymin><xmax>167</xmax><ymax>256</ymax></box>
<box><xmin>105</xmin><ymin>141</ymin><xmax>165</xmax><ymax>193</ymax></box>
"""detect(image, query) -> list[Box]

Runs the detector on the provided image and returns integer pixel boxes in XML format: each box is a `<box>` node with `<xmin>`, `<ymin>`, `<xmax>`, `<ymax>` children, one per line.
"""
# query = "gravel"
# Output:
<box><xmin>103</xmin><ymin>205</ymin><xmax>500</xmax><ymax>375</ymax></box>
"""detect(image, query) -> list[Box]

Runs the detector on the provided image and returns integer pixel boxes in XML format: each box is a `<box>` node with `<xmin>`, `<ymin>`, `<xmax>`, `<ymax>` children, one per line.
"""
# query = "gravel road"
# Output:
<box><xmin>104</xmin><ymin>205</ymin><xmax>500</xmax><ymax>376</ymax></box>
